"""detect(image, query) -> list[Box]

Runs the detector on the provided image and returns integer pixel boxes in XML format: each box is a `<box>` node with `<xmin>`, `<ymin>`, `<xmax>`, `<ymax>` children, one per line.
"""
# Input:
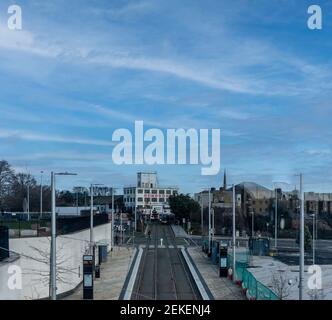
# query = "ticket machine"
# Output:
<box><xmin>219</xmin><ymin>245</ymin><xmax>228</xmax><ymax>277</ymax></box>
<box><xmin>83</xmin><ymin>255</ymin><xmax>94</xmax><ymax>299</ymax></box>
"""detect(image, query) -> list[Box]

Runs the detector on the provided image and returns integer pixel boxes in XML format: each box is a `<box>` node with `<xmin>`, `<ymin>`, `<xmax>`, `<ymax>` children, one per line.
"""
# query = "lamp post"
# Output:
<box><xmin>134</xmin><ymin>205</ymin><xmax>137</xmax><ymax>233</ymax></box>
<box><xmin>27</xmin><ymin>183</ymin><xmax>30</xmax><ymax>221</ymax></box>
<box><xmin>212</xmin><ymin>207</ymin><xmax>215</xmax><ymax>242</ymax></box>
<box><xmin>50</xmin><ymin>171</ymin><xmax>77</xmax><ymax>300</ymax></box>
<box><xmin>232</xmin><ymin>184</ymin><xmax>236</xmax><ymax>282</ymax></box>
<box><xmin>112</xmin><ymin>188</ymin><xmax>115</xmax><ymax>247</ymax></box>
<box><xmin>90</xmin><ymin>184</ymin><xmax>104</xmax><ymax>251</ymax></box>
<box><xmin>201</xmin><ymin>194</ymin><xmax>204</xmax><ymax>236</ymax></box>
<box><xmin>311</xmin><ymin>213</ymin><xmax>315</xmax><ymax>265</ymax></box>
<box><xmin>251</xmin><ymin>210</ymin><xmax>254</xmax><ymax>238</ymax></box>
<box><xmin>76</xmin><ymin>189</ymin><xmax>79</xmax><ymax>216</ymax></box>
<box><xmin>40</xmin><ymin>171</ymin><xmax>44</xmax><ymax>218</ymax></box>
<box><xmin>275</xmin><ymin>188</ymin><xmax>278</xmax><ymax>248</ymax></box>
<box><xmin>208</xmin><ymin>189</ymin><xmax>211</xmax><ymax>255</ymax></box>
<box><xmin>298</xmin><ymin>173</ymin><xmax>304</xmax><ymax>301</ymax></box>
<box><xmin>111</xmin><ymin>187</ymin><xmax>122</xmax><ymax>249</ymax></box>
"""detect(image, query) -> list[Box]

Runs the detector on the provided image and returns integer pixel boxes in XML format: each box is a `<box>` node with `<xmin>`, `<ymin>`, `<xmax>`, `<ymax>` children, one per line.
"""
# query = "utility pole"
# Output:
<box><xmin>90</xmin><ymin>184</ymin><xmax>94</xmax><ymax>250</ymax></box>
<box><xmin>299</xmin><ymin>173</ymin><xmax>304</xmax><ymax>300</ymax></box>
<box><xmin>232</xmin><ymin>184</ymin><xmax>236</xmax><ymax>282</ymax></box>
<box><xmin>312</xmin><ymin>212</ymin><xmax>315</xmax><ymax>265</ymax></box>
<box><xmin>201</xmin><ymin>195</ymin><xmax>204</xmax><ymax>236</ymax></box>
<box><xmin>40</xmin><ymin>171</ymin><xmax>43</xmax><ymax>218</ymax></box>
<box><xmin>50</xmin><ymin>171</ymin><xmax>77</xmax><ymax>300</ymax></box>
<box><xmin>251</xmin><ymin>210</ymin><xmax>254</xmax><ymax>238</ymax></box>
<box><xmin>112</xmin><ymin>188</ymin><xmax>115</xmax><ymax>248</ymax></box>
<box><xmin>27</xmin><ymin>183</ymin><xmax>30</xmax><ymax>221</ymax></box>
<box><xmin>76</xmin><ymin>189</ymin><xmax>79</xmax><ymax>216</ymax></box>
<box><xmin>50</xmin><ymin>172</ymin><xmax>56</xmax><ymax>300</ymax></box>
<box><xmin>208</xmin><ymin>189</ymin><xmax>211</xmax><ymax>254</ymax></box>
<box><xmin>212</xmin><ymin>207</ymin><xmax>215</xmax><ymax>241</ymax></box>
<box><xmin>134</xmin><ymin>205</ymin><xmax>137</xmax><ymax>233</ymax></box>
<box><xmin>120</xmin><ymin>205</ymin><xmax>123</xmax><ymax>245</ymax></box>
<box><xmin>275</xmin><ymin>187</ymin><xmax>278</xmax><ymax>248</ymax></box>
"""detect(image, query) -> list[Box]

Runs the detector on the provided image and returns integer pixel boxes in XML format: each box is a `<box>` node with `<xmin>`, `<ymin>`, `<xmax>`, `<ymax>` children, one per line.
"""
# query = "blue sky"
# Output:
<box><xmin>0</xmin><ymin>0</ymin><xmax>332</xmax><ymax>193</ymax></box>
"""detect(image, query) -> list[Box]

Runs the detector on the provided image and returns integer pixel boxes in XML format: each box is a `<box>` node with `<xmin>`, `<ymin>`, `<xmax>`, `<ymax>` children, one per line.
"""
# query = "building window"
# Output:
<box><xmin>159</xmin><ymin>190</ymin><xmax>165</xmax><ymax>194</ymax></box>
<box><xmin>152</xmin><ymin>198</ymin><xmax>157</xmax><ymax>202</ymax></box>
<box><xmin>159</xmin><ymin>198</ymin><xmax>165</xmax><ymax>202</ymax></box>
<box><xmin>166</xmin><ymin>190</ymin><xmax>171</xmax><ymax>195</ymax></box>
<box><xmin>138</xmin><ymin>189</ymin><xmax>143</xmax><ymax>194</ymax></box>
<box><xmin>152</xmin><ymin>189</ymin><xmax>157</xmax><ymax>194</ymax></box>
<box><xmin>145</xmin><ymin>189</ymin><xmax>150</xmax><ymax>194</ymax></box>
<box><xmin>137</xmin><ymin>197</ymin><xmax>143</xmax><ymax>202</ymax></box>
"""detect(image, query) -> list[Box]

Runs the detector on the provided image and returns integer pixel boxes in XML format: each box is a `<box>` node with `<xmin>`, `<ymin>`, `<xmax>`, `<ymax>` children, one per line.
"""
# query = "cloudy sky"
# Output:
<box><xmin>0</xmin><ymin>0</ymin><xmax>332</xmax><ymax>193</ymax></box>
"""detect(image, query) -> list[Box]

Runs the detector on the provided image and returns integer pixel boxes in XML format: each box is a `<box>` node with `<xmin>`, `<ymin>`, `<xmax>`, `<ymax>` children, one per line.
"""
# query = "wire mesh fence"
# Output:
<box><xmin>227</xmin><ymin>249</ymin><xmax>279</xmax><ymax>300</ymax></box>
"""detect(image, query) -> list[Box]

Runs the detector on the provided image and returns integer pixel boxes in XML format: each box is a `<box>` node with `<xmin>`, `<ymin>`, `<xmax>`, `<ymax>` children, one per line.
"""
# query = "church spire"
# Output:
<box><xmin>223</xmin><ymin>169</ymin><xmax>227</xmax><ymax>190</ymax></box>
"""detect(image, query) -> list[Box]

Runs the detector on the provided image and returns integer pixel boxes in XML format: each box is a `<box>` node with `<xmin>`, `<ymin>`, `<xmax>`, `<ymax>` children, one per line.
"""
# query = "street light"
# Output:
<box><xmin>221</xmin><ymin>182</ymin><xmax>237</xmax><ymax>282</ymax></box>
<box><xmin>50</xmin><ymin>171</ymin><xmax>77</xmax><ymax>300</ymax></box>
<box><xmin>27</xmin><ymin>183</ymin><xmax>30</xmax><ymax>220</ymax></box>
<box><xmin>251</xmin><ymin>210</ymin><xmax>254</xmax><ymax>238</ymax></box>
<box><xmin>40</xmin><ymin>171</ymin><xmax>44</xmax><ymax>218</ymax></box>
<box><xmin>208</xmin><ymin>188</ymin><xmax>211</xmax><ymax>255</ymax></box>
<box><xmin>310</xmin><ymin>213</ymin><xmax>316</xmax><ymax>265</ymax></box>
<box><xmin>274</xmin><ymin>187</ymin><xmax>278</xmax><ymax>247</ymax></box>
<box><xmin>232</xmin><ymin>184</ymin><xmax>236</xmax><ymax>282</ymax></box>
<box><xmin>296</xmin><ymin>173</ymin><xmax>305</xmax><ymax>301</ymax></box>
<box><xmin>200</xmin><ymin>194</ymin><xmax>204</xmax><ymax>236</ymax></box>
<box><xmin>110</xmin><ymin>187</ymin><xmax>122</xmax><ymax>249</ymax></box>
<box><xmin>90</xmin><ymin>183</ymin><xmax>104</xmax><ymax>251</ymax></box>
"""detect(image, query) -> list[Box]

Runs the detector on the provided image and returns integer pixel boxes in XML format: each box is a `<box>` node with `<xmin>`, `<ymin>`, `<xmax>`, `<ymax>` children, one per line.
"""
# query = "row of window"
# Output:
<box><xmin>124</xmin><ymin>197</ymin><xmax>168</xmax><ymax>203</ymax></box>
<box><xmin>124</xmin><ymin>188</ymin><xmax>176</xmax><ymax>195</ymax></box>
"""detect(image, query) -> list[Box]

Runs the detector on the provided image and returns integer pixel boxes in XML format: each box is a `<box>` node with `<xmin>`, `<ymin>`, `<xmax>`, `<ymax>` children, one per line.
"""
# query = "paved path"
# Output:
<box><xmin>171</xmin><ymin>225</ymin><xmax>189</xmax><ymax>238</ymax></box>
<box><xmin>64</xmin><ymin>246</ymin><xmax>136</xmax><ymax>300</ymax></box>
<box><xmin>187</xmin><ymin>247</ymin><xmax>245</xmax><ymax>300</ymax></box>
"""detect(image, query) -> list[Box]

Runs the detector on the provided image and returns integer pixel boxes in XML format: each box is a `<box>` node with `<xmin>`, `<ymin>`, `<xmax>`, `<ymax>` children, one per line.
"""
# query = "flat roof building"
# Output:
<box><xmin>124</xmin><ymin>172</ymin><xmax>178</xmax><ymax>215</ymax></box>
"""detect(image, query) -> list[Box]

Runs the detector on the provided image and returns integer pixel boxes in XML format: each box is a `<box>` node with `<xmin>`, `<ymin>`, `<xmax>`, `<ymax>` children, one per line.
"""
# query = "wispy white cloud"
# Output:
<box><xmin>0</xmin><ymin>128</ymin><xmax>114</xmax><ymax>146</ymax></box>
<box><xmin>2</xmin><ymin>20</ymin><xmax>329</xmax><ymax>98</ymax></box>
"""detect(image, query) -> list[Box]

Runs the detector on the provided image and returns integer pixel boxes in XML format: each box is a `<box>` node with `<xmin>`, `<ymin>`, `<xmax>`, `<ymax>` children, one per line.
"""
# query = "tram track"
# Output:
<box><xmin>132</xmin><ymin>223</ymin><xmax>201</xmax><ymax>300</ymax></box>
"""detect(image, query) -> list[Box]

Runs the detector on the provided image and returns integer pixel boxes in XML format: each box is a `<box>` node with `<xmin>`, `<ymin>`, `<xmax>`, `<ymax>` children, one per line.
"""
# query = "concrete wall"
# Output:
<box><xmin>0</xmin><ymin>223</ymin><xmax>111</xmax><ymax>300</ymax></box>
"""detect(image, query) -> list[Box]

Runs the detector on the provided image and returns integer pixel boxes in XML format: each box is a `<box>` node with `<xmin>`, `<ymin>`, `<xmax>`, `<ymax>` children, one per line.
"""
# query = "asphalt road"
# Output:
<box><xmin>132</xmin><ymin>223</ymin><xmax>201</xmax><ymax>300</ymax></box>
<box><xmin>190</xmin><ymin>235</ymin><xmax>332</xmax><ymax>265</ymax></box>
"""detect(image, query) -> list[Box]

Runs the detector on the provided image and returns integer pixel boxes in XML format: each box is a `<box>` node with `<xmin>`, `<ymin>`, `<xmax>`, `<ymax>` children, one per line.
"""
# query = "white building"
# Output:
<box><xmin>123</xmin><ymin>172</ymin><xmax>178</xmax><ymax>215</ymax></box>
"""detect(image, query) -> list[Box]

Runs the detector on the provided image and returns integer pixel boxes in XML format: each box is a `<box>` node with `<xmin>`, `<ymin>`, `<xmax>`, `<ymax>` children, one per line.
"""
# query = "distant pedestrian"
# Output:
<box><xmin>147</xmin><ymin>230</ymin><xmax>151</xmax><ymax>240</ymax></box>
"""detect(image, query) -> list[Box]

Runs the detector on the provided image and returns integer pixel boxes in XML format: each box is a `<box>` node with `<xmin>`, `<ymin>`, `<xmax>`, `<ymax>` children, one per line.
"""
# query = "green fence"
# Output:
<box><xmin>227</xmin><ymin>250</ymin><xmax>279</xmax><ymax>300</ymax></box>
<box><xmin>241</xmin><ymin>268</ymin><xmax>279</xmax><ymax>300</ymax></box>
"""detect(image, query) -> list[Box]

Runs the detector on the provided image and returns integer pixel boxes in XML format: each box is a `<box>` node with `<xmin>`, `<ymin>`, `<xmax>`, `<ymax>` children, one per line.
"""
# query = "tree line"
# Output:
<box><xmin>0</xmin><ymin>160</ymin><xmax>83</xmax><ymax>213</ymax></box>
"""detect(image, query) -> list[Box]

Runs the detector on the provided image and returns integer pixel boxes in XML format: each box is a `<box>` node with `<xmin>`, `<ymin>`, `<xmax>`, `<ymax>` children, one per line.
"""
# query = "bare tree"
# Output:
<box><xmin>23</xmin><ymin>238</ymin><xmax>87</xmax><ymax>298</ymax></box>
<box><xmin>0</xmin><ymin>160</ymin><xmax>15</xmax><ymax>210</ymax></box>
<box><xmin>270</xmin><ymin>270</ymin><xmax>293</xmax><ymax>300</ymax></box>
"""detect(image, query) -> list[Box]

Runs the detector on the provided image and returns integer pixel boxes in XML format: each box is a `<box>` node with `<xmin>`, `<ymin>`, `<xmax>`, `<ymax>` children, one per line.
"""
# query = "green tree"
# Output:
<box><xmin>296</xmin><ymin>224</ymin><xmax>312</xmax><ymax>251</ymax></box>
<box><xmin>168</xmin><ymin>194</ymin><xmax>200</xmax><ymax>222</ymax></box>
